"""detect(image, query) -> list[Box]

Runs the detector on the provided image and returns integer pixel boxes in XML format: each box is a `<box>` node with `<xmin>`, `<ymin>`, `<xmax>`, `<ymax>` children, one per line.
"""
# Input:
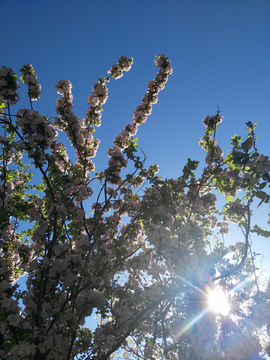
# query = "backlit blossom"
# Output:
<box><xmin>20</xmin><ymin>64</ymin><xmax>41</xmax><ymax>100</ymax></box>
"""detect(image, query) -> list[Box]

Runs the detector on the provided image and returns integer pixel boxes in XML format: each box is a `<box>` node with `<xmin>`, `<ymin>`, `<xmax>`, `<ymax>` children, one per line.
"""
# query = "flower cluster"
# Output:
<box><xmin>20</xmin><ymin>64</ymin><xmax>41</xmax><ymax>100</ymax></box>
<box><xmin>107</xmin><ymin>55</ymin><xmax>133</xmax><ymax>79</ymax></box>
<box><xmin>50</xmin><ymin>141</ymin><xmax>69</xmax><ymax>171</ymax></box>
<box><xmin>86</xmin><ymin>82</ymin><xmax>108</xmax><ymax>108</ymax></box>
<box><xmin>55</xmin><ymin>79</ymin><xmax>72</xmax><ymax>95</ymax></box>
<box><xmin>16</xmin><ymin>108</ymin><xmax>57</xmax><ymax>163</ymax></box>
<box><xmin>203</xmin><ymin>113</ymin><xmax>223</xmax><ymax>129</ymax></box>
<box><xmin>205</xmin><ymin>144</ymin><xmax>224</xmax><ymax>165</ymax></box>
<box><xmin>85</xmin><ymin>56</ymin><xmax>132</xmax><ymax>129</ymax></box>
<box><xmin>254</xmin><ymin>154</ymin><xmax>270</xmax><ymax>174</ymax></box>
<box><xmin>0</xmin><ymin>66</ymin><xmax>20</xmax><ymax>107</ymax></box>
<box><xmin>132</xmin><ymin>53</ymin><xmax>172</xmax><ymax>125</ymax></box>
<box><xmin>54</xmin><ymin>79</ymin><xmax>98</xmax><ymax>174</ymax></box>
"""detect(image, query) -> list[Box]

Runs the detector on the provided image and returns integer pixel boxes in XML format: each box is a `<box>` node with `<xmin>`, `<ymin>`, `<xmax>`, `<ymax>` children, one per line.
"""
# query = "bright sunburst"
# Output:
<box><xmin>206</xmin><ymin>285</ymin><xmax>230</xmax><ymax>316</ymax></box>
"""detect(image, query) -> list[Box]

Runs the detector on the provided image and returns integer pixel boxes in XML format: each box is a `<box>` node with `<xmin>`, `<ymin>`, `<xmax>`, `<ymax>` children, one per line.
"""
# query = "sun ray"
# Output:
<box><xmin>175</xmin><ymin>311</ymin><xmax>208</xmax><ymax>339</ymax></box>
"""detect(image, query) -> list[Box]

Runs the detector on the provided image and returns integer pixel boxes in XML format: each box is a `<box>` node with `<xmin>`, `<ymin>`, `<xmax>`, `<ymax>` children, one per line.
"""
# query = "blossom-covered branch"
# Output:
<box><xmin>0</xmin><ymin>55</ymin><xmax>270</xmax><ymax>360</ymax></box>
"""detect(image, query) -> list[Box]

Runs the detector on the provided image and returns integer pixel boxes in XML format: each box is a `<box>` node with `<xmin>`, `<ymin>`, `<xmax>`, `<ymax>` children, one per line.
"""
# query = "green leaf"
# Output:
<box><xmin>0</xmin><ymin>99</ymin><xmax>6</xmax><ymax>109</ymax></box>
<box><xmin>256</xmin><ymin>191</ymin><xmax>266</xmax><ymax>200</ymax></box>
<box><xmin>258</xmin><ymin>182</ymin><xmax>267</xmax><ymax>190</ymax></box>
<box><xmin>241</xmin><ymin>137</ymin><xmax>252</xmax><ymax>152</ymax></box>
<box><xmin>225</xmin><ymin>195</ymin><xmax>232</xmax><ymax>202</ymax></box>
<box><xmin>19</xmin><ymin>75</ymin><xmax>25</xmax><ymax>84</ymax></box>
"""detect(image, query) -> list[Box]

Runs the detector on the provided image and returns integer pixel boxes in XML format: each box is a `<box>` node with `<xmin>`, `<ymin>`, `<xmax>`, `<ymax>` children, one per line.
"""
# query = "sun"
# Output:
<box><xmin>205</xmin><ymin>285</ymin><xmax>230</xmax><ymax>316</ymax></box>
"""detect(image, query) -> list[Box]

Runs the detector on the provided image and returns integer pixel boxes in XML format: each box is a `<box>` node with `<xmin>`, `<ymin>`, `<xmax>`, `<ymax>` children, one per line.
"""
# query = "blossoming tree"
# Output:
<box><xmin>0</xmin><ymin>54</ymin><xmax>270</xmax><ymax>360</ymax></box>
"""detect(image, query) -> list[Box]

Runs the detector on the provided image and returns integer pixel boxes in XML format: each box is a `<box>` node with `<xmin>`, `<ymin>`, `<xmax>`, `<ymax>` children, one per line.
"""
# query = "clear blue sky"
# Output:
<box><xmin>1</xmin><ymin>1</ymin><xmax>270</xmax><ymax>265</ymax></box>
